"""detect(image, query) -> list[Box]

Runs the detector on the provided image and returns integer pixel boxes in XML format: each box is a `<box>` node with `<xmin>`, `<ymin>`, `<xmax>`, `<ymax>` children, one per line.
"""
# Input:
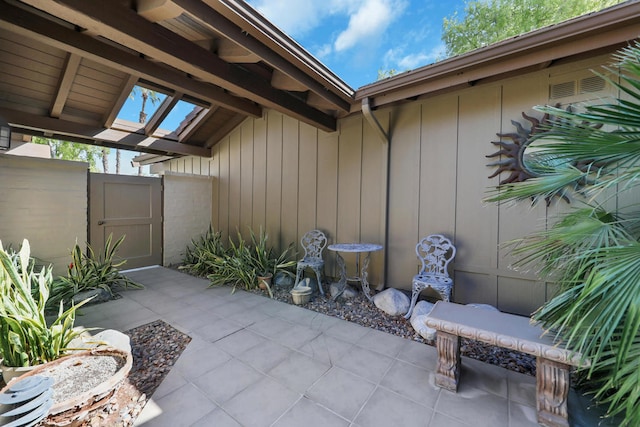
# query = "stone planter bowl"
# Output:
<box><xmin>290</xmin><ymin>285</ymin><xmax>312</xmax><ymax>305</ymax></box>
<box><xmin>1</xmin><ymin>347</ymin><xmax>132</xmax><ymax>427</ymax></box>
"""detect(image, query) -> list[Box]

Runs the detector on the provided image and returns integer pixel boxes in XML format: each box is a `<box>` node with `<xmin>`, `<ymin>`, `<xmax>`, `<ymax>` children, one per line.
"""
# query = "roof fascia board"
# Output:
<box><xmin>204</xmin><ymin>0</ymin><xmax>354</xmax><ymax>98</ymax></box>
<box><xmin>172</xmin><ymin>0</ymin><xmax>352</xmax><ymax>112</ymax></box>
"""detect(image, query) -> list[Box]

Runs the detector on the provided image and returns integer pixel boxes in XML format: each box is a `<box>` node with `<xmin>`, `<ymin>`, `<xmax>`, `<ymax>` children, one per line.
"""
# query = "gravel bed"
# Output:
<box><xmin>259</xmin><ymin>283</ymin><xmax>537</xmax><ymax>376</ymax></box>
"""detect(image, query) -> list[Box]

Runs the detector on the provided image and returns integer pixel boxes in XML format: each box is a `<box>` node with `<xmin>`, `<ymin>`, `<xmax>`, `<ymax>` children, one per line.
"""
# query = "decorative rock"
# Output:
<box><xmin>72</xmin><ymin>288</ymin><xmax>113</xmax><ymax>305</ymax></box>
<box><xmin>467</xmin><ymin>303</ymin><xmax>500</xmax><ymax>312</ymax></box>
<box><xmin>412</xmin><ymin>314</ymin><xmax>437</xmax><ymax>341</ymax></box>
<box><xmin>372</xmin><ymin>288</ymin><xmax>410</xmax><ymax>316</ymax></box>
<box><xmin>274</xmin><ymin>272</ymin><xmax>294</xmax><ymax>288</ymax></box>
<box><xmin>329</xmin><ymin>282</ymin><xmax>359</xmax><ymax>300</ymax></box>
<box><xmin>410</xmin><ymin>300</ymin><xmax>435</xmax><ymax>323</ymax></box>
<box><xmin>68</xmin><ymin>329</ymin><xmax>132</xmax><ymax>354</ymax></box>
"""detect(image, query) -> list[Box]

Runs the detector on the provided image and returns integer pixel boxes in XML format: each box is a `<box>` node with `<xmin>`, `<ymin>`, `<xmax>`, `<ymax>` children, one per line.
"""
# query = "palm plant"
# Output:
<box><xmin>487</xmin><ymin>41</ymin><xmax>640</xmax><ymax>425</ymax></box>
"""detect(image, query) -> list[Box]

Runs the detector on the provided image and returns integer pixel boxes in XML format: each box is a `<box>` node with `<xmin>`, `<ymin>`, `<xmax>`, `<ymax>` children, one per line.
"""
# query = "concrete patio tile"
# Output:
<box><xmin>509</xmin><ymin>402</ymin><xmax>539</xmax><ymax>427</ymax></box>
<box><xmin>322</xmin><ymin>318</ymin><xmax>371</xmax><ymax>343</ymax></box>
<box><xmin>232</xmin><ymin>291</ymin><xmax>271</xmax><ymax>308</ymax></box>
<box><xmin>308</xmin><ymin>311</ymin><xmax>343</xmax><ymax>332</ymax></box>
<box><xmin>298</xmin><ymin>333</ymin><xmax>354</xmax><ymax>365</ymax></box>
<box><xmin>160</xmin><ymin>308</ymin><xmax>220</xmax><ymax>333</ymax></box>
<box><xmin>305</xmin><ymin>366</ymin><xmax>376</xmax><ymax>421</ymax></box>
<box><xmin>435</xmin><ymin>386</ymin><xmax>509</xmax><ymax>427</ymax></box>
<box><xmin>173</xmin><ymin>341</ymin><xmax>232</xmax><ymax>380</ymax></box>
<box><xmin>353</xmin><ymin>386</ymin><xmax>432</xmax><ymax>427</ymax></box>
<box><xmin>396</xmin><ymin>339</ymin><xmax>438</xmax><ymax>368</ymax></box>
<box><xmin>157</xmin><ymin>282</ymin><xmax>203</xmax><ymax>299</ymax></box>
<box><xmin>247</xmin><ymin>316</ymin><xmax>295</xmax><ymax>339</ymax></box>
<box><xmin>109</xmin><ymin>309</ymin><xmax>159</xmax><ymax>331</ymax></box>
<box><xmin>150</xmin><ymin>368</ymin><xmax>188</xmax><ymax>400</ymax></box>
<box><xmin>225</xmin><ymin>306</ymin><xmax>273</xmax><ymax>327</ymax></box>
<box><xmin>192</xmin><ymin>407</ymin><xmax>242</xmax><ymax>426</ymax></box>
<box><xmin>192</xmin><ymin>358</ymin><xmax>264</xmax><ymax>404</ymax></box>
<box><xmin>214</xmin><ymin>328</ymin><xmax>267</xmax><ymax>356</ymax></box>
<box><xmin>268</xmin><ymin>351</ymin><xmax>330</xmax><ymax>394</ymax></box>
<box><xmin>355</xmin><ymin>327</ymin><xmax>407</xmax><ymax>358</ymax></box>
<box><xmin>136</xmin><ymin>383</ymin><xmax>218</xmax><ymax>427</ymax></box>
<box><xmin>236</xmin><ymin>339</ymin><xmax>293</xmax><ymax>373</ymax></box>
<box><xmin>380</xmin><ymin>359</ymin><xmax>440</xmax><ymax>407</ymax></box>
<box><xmin>206</xmin><ymin>300</ymin><xmax>254</xmax><ymax>318</ymax></box>
<box><xmin>271</xmin><ymin>323</ymin><xmax>322</xmax><ymax>350</ymax></box>
<box><xmin>271</xmin><ymin>302</ymin><xmax>320</xmax><ymax>324</ymax></box>
<box><xmin>459</xmin><ymin>357</ymin><xmax>509</xmax><ymax>398</ymax></box>
<box><xmin>191</xmin><ymin>317</ymin><xmax>244</xmax><ymax>343</ymax></box>
<box><xmin>222</xmin><ymin>376</ymin><xmax>300</xmax><ymax>427</ymax></box>
<box><xmin>428</xmin><ymin>412</ymin><xmax>471</xmax><ymax>427</ymax></box>
<box><xmin>334</xmin><ymin>344</ymin><xmax>394</xmax><ymax>383</ymax></box>
<box><xmin>507</xmin><ymin>370</ymin><xmax>536</xmax><ymax>407</ymax></box>
<box><xmin>254</xmin><ymin>297</ymin><xmax>297</xmax><ymax>317</ymax></box>
<box><xmin>272</xmin><ymin>397</ymin><xmax>349</xmax><ymax>427</ymax></box>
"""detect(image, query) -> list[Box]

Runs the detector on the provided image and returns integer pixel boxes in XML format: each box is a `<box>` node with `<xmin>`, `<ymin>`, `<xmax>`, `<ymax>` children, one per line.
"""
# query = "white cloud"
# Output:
<box><xmin>384</xmin><ymin>43</ymin><xmax>445</xmax><ymax>72</ymax></box>
<box><xmin>334</xmin><ymin>0</ymin><xmax>407</xmax><ymax>52</ymax></box>
<box><xmin>248</xmin><ymin>0</ymin><xmax>350</xmax><ymax>37</ymax></box>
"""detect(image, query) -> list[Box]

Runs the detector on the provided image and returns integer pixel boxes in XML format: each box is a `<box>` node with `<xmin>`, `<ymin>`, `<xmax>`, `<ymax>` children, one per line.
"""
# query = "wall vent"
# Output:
<box><xmin>549</xmin><ymin>81</ymin><xmax>575</xmax><ymax>99</ymax></box>
<box><xmin>579</xmin><ymin>75</ymin><xmax>606</xmax><ymax>94</ymax></box>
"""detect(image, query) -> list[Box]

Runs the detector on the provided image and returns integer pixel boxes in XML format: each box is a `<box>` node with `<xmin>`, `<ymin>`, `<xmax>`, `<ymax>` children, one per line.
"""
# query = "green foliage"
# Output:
<box><xmin>47</xmin><ymin>234</ymin><xmax>143</xmax><ymax>311</ymax></box>
<box><xmin>180</xmin><ymin>226</ymin><xmax>296</xmax><ymax>297</ymax></box>
<box><xmin>487</xmin><ymin>42</ymin><xmax>640</xmax><ymax>425</ymax></box>
<box><xmin>33</xmin><ymin>136</ymin><xmax>106</xmax><ymax>172</ymax></box>
<box><xmin>442</xmin><ymin>0</ymin><xmax>624</xmax><ymax>57</ymax></box>
<box><xmin>0</xmin><ymin>239</ymin><xmax>90</xmax><ymax>367</ymax></box>
<box><xmin>377</xmin><ymin>69</ymin><xmax>398</xmax><ymax>80</ymax></box>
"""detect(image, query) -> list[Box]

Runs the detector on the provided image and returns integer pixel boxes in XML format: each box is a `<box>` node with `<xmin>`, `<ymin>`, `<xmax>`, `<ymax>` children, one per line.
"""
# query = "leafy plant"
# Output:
<box><xmin>181</xmin><ymin>226</ymin><xmax>296</xmax><ymax>298</ymax></box>
<box><xmin>0</xmin><ymin>239</ymin><xmax>90</xmax><ymax>367</ymax></box>
<box><xmin>47</xmin><ymin>234</ymin><xmax>143</xmax><ymax>310</ymax></box>
<box><xmin>487</xmin><ymin>41</ymin><xmax>640</xmax><ymax>425</ymax></box>
<box><xmin>180</xmin><ymin>225</ymin><xmax>226</xmax><ymax>277</ymax></box>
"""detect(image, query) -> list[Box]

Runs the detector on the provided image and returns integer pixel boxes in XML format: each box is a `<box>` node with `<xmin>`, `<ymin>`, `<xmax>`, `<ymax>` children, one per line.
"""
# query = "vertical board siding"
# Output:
<box><xmin>387</xmin><ymin>103</ymin><xmax>422</xmax><ymax>288</ymax></box>
<box><xmin>168</xmin><ymin>53</ymin><xmax>630</xmax><ymax>315</ymax></box>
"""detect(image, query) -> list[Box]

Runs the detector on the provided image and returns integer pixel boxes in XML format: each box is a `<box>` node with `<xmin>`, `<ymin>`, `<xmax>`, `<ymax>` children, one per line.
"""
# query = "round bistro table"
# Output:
<box><xmin>327</xmin><ymin>243</ymin><xmax>383</xmax><ymax>301</ymax></box>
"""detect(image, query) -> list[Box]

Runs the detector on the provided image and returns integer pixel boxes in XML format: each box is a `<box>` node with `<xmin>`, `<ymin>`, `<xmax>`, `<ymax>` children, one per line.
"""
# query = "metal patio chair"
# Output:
<box><xmin>405</xmin><ymin>234</ymin><xmax>456</xmax><ymax>318</ymax></box>
<box><xmin>294</xmin><ymin>229</ymin><xmax>327</xmax><ymax>296</ymax></box>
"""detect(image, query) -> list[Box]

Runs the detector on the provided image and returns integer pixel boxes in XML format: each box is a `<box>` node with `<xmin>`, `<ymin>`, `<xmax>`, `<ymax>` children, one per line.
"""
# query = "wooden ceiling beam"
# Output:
<box><xmin>172</xmin><ymin>0</ymin><xmax>351</xmax><ymax>113</ymax></box>
<box><xmin>103</xmin><ymin>75</ymin><xmax>138</xmax><ymax>128</ymax></box>
<box><xmin>216</xmin><ymin>38</ymin><xmax>260</xmax><ymax>63</ymax></box>
<box><xmin>50</xmin><ymin>52</ymin><xmax>81</xmax><ymax>118</ymax></box>
<box><xmin>0</xmin><ymin>2</ymin><xmax>260</xmax><ymax>118</ymax></box>
<box><xmin>1</xmin><ymin>107</ymin><xmax>211</xmax><ymax>157</ymax></box>
<box><xmin>178</xmin><ymin>105</ymin><xmax>217</xmax><ymax>142</ymax></box>
<box><xmin>19</xmin><ymin>0</ymin><xmax>336</xmax><ymax>132</ymax></box>
<box><xmin>144</xmin><ymin>91</ymin><xmax>183</xmax><ymax>136</ymax></box>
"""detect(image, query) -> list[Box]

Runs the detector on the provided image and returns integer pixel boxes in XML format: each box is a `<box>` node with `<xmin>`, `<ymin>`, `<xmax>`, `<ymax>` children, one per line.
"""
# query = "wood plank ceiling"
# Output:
<box><xmin>0</xmin><ymin>0</ymin><xmax>355</xmax><ymax>159</ymax></box>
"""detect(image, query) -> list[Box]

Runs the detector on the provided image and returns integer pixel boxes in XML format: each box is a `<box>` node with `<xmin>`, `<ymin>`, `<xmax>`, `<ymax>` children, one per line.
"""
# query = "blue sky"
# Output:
<box><xmin>246</xmin><ymin>0</ymin><xmax>467</xmax><ymax>89</ymax></box>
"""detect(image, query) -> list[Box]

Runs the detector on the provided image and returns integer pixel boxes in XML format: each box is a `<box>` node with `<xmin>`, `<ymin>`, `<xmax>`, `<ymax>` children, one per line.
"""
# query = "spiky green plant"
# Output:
<box><xmin>487</xmin><ymin>41</ymin><xmax>640</xmax><ymax>425</ymax></box>
<box><xmin>0</xmin><ymin>239</ymin><xmax>90</xmax><ymax>367</ymax></box>
<box><xmin>46</xmin><ymin>234</ymin><xmax>142</xmax><ymax>310</ymax></box>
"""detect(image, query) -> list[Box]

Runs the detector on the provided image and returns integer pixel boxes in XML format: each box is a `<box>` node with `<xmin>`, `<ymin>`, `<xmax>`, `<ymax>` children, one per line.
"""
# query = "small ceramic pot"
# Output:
<box><xmin>290</xmin><ymin>286</ymin><xmax>312</xmax><ymax>305</ymax></box>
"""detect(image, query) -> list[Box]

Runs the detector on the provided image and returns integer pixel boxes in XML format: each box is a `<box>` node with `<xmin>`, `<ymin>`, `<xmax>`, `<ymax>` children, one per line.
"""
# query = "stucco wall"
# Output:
<box><xmin>163</xmin><ymin>173</ymin><xmax>213</xmax><ymax>266</ymax></box>
<box><xmin>163</xmin><ymin>52</ymin><xmax>626</xmax><ymax>315</ymax></box>
<box><xmin>0</xmin><ymin>154</ymin><xmax>87</xmax><ymax>275</ymax></box>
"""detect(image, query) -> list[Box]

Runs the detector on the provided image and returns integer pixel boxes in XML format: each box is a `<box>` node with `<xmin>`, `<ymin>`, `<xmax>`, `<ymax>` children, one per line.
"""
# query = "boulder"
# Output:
<box><xmin>274</xmin><ymin>271</ymin><xmax>294</xmax><ymax>288</ymax></box>
<box><xmin>373</xmin><ymin>288</ymin><xmax>410</xmax><ymax>316</ymax></box>
<box><xmin>467</xmin><ymin>303</ymin><xmax>500</xmax><ymax>312</ymax></box>
<box><xmin>72</xmin><ymin>288</ymin><xmax>113</xmax><ymax>305</ymax></box>
<box><xmin>329</xmin><ymin>282</ymin><xmax>358</xmax><ymax>300</ymax></box>
<box><xmin>412</xmin><ymin>314</ymin><xmax>437</xmax><ymax>341</ymax></box>
<box><xmin>68</xmin><ymin>329</ymin><xmax>131</xmax><ymax>354</ymax></box>
<box><xmin>410</xmin><ymin>300</ymin><xmax>435</xmax><ymax>323</ymax></box>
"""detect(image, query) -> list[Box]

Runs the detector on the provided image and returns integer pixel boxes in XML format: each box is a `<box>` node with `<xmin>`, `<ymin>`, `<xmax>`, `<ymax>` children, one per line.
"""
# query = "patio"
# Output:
<box><xmin>72</xmin><ymin>266</ymin><xmax>605</xmax><ymax>427</ymax></box>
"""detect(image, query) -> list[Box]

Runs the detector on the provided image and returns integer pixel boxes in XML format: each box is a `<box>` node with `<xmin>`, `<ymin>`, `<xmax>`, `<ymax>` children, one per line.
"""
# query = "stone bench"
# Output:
<box><xmin>424</xmin><ymin>301</ymin><xmax>588</xmax><ymax>427</ymax></box>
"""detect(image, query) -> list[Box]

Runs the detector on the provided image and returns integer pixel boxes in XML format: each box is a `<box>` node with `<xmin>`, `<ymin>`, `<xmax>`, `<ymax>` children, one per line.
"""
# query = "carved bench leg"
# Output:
<box><xmin>435</xmin><ymin>331</ymin><xmax>461</xmax><ymax>392</ymax></box>
<box><xmin>536</xmin><ymin>357</ymin><xmax>570</xmax><ymax>427</ymax></box>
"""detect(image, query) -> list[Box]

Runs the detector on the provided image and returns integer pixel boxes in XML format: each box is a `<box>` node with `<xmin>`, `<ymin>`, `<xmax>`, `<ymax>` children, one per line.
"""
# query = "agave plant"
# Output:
<box><xmin>0</xmin><ymin>239</ymin><xmax>90</xmax><ymax>367</ymax></box>
<box><xmin>487</xmin><ymin>41</ymin><xmax>640</xmax><ymax>425</ymax></box>
<box><xmin>47</xmin><ymin>234</ymin><xmax>143</xmax><ymax>310</ymax></box>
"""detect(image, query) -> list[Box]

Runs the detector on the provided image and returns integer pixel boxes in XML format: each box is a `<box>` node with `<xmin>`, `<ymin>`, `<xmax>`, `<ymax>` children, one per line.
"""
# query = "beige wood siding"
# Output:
<box><xmin>0</xmin><ymin>155</ymin><xmax>87</xmax><ymax>275</ymax></box>
<box><xmin>164</xmin><ymin>53</ymin><xmax>634</xmax><ymax>314</ymax></box>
